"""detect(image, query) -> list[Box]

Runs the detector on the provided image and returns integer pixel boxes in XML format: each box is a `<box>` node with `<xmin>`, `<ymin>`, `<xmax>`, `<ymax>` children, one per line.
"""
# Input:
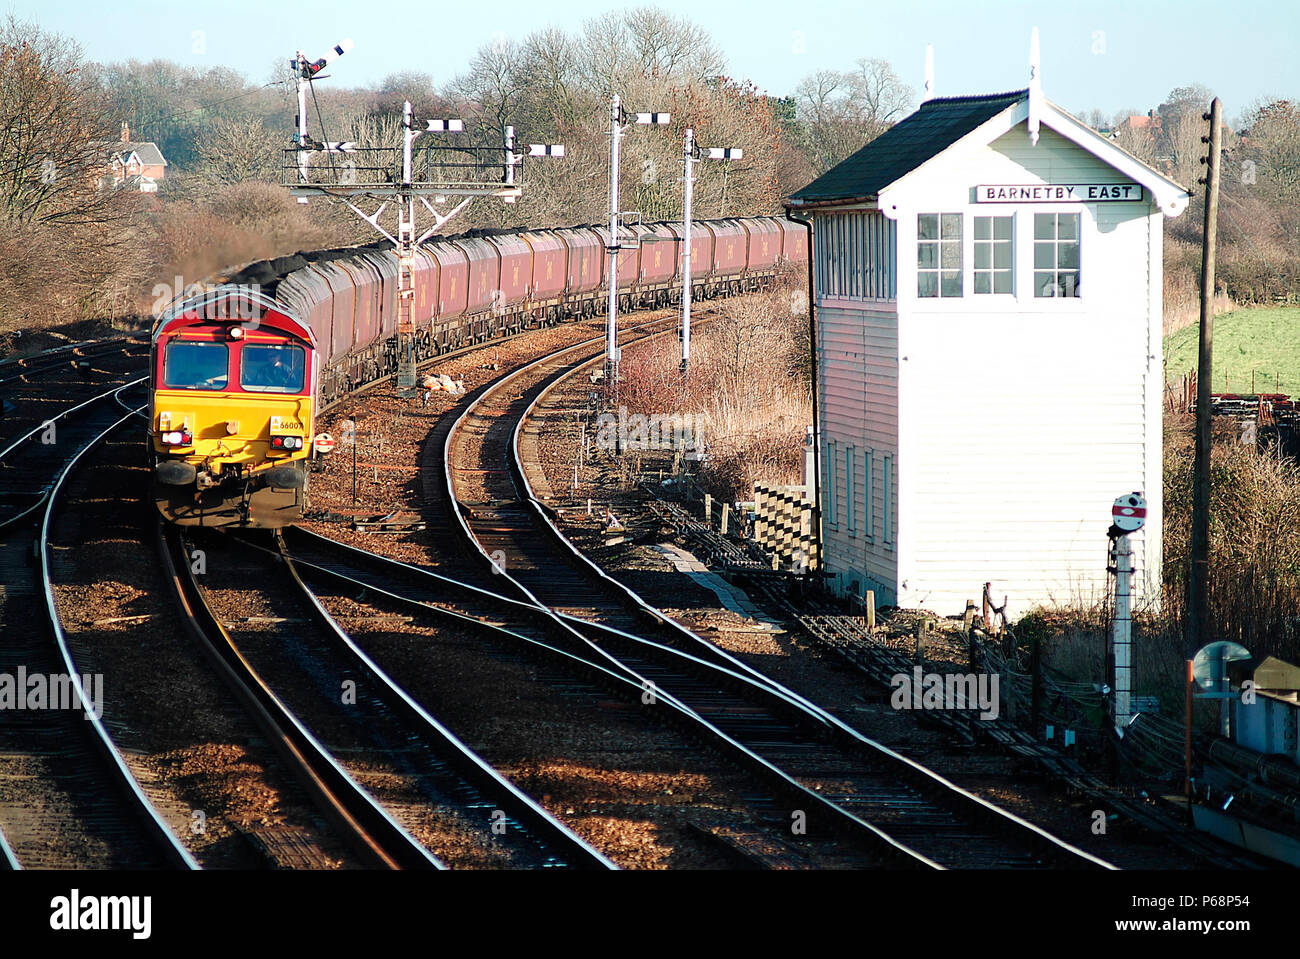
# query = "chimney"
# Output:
<box><xmin>120</xmin><ymin>121</ymin><xmax>130</xmax><ymax>142</ymax></box>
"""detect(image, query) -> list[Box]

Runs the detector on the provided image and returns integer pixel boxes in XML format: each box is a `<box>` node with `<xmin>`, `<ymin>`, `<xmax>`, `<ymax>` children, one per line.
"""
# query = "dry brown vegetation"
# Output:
<box><xmin>1015</xmin><ymin>410</ymin><xmax>1300</xmax><ymax>725</ymax></box>
<box><xmin>618</xmin><ymin>275</ymin><xmax>811</xmax><ymax>502</ymax></box>
<box><xmin>1162</xmin><ymin>412</ymin><xmax>1300</xmax><ymax>657</ymax></box>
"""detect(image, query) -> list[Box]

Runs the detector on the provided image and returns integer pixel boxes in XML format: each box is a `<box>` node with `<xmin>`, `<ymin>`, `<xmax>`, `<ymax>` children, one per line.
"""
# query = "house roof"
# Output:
<box><xmin>786</xmin><ymin>90</ymin><xmax>1028</xmax><ymax>205</ymax></box>
<box><xmin>106</xmin><ymin>141</ymin><xmax>168</xmax><ymax>167</ymax></box>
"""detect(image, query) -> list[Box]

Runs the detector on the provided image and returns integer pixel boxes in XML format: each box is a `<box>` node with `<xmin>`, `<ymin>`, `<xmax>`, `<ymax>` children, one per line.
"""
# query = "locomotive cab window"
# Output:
<box><xmin>163</xmin><ymin>340</ymin><xmax>229</xmax><ymax>390</ymax></box>
<box><xmin>241</xmin><ymin>344</ymin><xmax>306</xmax><ymax>393</ymax></box>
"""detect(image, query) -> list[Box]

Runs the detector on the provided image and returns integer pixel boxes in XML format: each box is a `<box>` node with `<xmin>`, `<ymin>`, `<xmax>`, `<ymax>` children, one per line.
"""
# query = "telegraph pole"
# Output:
<box><xmin>1189</xmin><ymin>97</ymin><xmax>1222</xmax><ymax>655</ymax></box>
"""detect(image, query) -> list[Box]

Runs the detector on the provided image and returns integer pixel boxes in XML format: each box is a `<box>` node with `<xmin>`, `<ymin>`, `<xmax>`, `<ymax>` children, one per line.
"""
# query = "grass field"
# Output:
<box><xmin>1164</xmin><ymin>306</ymin><xmax>1300</xmax><ymax>395</ymax></box>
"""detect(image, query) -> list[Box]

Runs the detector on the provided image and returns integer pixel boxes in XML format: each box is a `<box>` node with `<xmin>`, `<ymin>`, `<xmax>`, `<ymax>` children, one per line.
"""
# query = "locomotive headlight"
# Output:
<box><xmin>161</xmin><ymin>429</ymin><xmax>192</xmax><ymax>447</ymax></box>
<box><xmin>270</xmin><ymin>435</ymin><xmax>303</xmax><ymax>451</ymax></box>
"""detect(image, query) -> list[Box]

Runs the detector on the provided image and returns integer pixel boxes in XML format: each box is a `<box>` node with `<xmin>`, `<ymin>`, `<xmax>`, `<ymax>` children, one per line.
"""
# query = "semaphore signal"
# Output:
<box><xmin>280</xmin><ymin>37</ymin><xmax>564</xmax><ymax>398</ymax></box>
<box><xmin>681</xmin><ymin>129</ymin><xmax>742</xmax><ymax>376</ymax></box>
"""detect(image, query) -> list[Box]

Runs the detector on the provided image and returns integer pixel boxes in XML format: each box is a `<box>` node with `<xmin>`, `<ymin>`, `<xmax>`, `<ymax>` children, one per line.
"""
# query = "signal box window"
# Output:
<box><xmin>1034</xmin><ymin>213</ymin><xmax>1081</xmax><ymax>297</ymax></box>
<box><xmin>164</xmin><ymin>341</ymin><xmax>229</xmax><ymax>390</ymax></box>
<box><xmin>974</xmin><ymin>216</ymin><xmax>1013</xmax><ymax>294</ymax></box>
<box><xmin>242</xmin><ymin>344</ymin><xmax>306</xmax><ymax>393</ymax></box>
<box><xmin>917</xmin><ymin>213</ymin><xmax>962</xmax><ymax>297</ymax></box>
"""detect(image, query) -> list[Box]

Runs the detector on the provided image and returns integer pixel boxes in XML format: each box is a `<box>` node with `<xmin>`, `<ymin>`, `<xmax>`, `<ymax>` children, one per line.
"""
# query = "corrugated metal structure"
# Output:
<box><xmin>787</xmin><ymin>86</ymin><xmax>1191</xmax><ymax>617</ymax></box>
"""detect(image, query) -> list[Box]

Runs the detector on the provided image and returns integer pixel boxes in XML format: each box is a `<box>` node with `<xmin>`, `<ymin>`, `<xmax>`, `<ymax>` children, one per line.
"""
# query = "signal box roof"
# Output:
<box><xmin>787</xmin><ymin>91</ymin><xmax>1028</xmax><ymax>206</ymax></box>
<box><xmin>785</xmin><ymin>88</ymin><xmax>1190</xmax><ymax>217</ymax></box>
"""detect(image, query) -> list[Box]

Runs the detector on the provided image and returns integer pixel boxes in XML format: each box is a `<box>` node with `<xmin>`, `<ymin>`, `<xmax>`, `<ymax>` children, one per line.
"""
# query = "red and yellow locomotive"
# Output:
<box><xmin>151</xmin><ymin>289</ymin><xmax>315</xmax><ymax>527</ymax></box>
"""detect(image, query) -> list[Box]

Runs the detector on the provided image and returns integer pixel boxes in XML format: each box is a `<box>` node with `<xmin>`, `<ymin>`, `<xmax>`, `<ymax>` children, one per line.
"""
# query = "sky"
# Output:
<box><xmin>7</xmin><ymin>0</ymin><xmax>1298</xmax><ymax>121</ymax></box>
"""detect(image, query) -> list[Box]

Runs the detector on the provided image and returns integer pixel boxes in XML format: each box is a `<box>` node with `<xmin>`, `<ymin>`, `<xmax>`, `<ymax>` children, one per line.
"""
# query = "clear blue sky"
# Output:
<box><xmin>8</xmin><ymin>0</ymin><xmax>1296</xmax><ymax>120</ymax></box>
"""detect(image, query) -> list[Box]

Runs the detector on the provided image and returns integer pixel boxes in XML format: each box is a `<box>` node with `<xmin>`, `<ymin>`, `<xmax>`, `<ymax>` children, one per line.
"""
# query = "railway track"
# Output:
<box><xmin>2</xmin><ymin>313</ymin><xmax>1111</xmax><ymax>869</ymax></box>
<box><xmin>280</xmin><ymin>513</ymin><xmax>1105</xmax><ymax>868</ymax></box>
<box><xmin>640</xmin><ymin>490</ymin><xmax>1270</xmax><ymax>870</ymax></box>
<box><xmin>159</xmin><ymin>524</ymin><xmax>447</xmax><ymax>869</ymax></box>
<box><xmin>0</xmin><ymin>376</ymin><xmax>150</xmax><ymax>531</ymax></box>
<box><xmin>429</xmin><ymin>331</ymin><xmax>1115</xmax><ymax>869</ymax></box>
<box><xmin>165</xmin><ymin>524</ymin><xmax>615</xmax><ymax>870</ymax></box>
<box><xmin>0</xmin><ymin>334</ymin><xmax>142</xmax><ymax>385</ymax></box>
<box><xmin>272</xmin><ymin>533</ymin><xmax>618</xmax><ymax>870</ymax></box>
<box><xmin>2</xmin><ymin>314</ymin><xmax>705</xmax><ymax>869</ymax></box>
<box><xmin>271</xmin><ymin>526</ymin><xmax>881</xmax><ymax>868</ymax></box>
<box><xmin>0</xmin><ymin>337</ymin><xmax>149</xmax><ymax>444</ymax></box>
<box><xmin>0</xmin><ymin>386</ymin><xmax>197</xmax><ymax>869</ymax></box>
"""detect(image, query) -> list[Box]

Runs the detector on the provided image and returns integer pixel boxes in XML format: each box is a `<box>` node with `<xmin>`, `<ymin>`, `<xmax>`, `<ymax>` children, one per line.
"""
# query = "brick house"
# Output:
<box><xmin>105</xmin><ymin>122</ymin><xmax>168</xmax><ymax>192</ymax></box>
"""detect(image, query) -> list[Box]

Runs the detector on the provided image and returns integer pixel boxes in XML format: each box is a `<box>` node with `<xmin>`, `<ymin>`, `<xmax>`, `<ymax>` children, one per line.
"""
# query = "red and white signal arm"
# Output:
<box><xmin>313</xmin><ymin>432</ymin><xmax>336</xmax><ymax>455</ymax></box>
<box><xmin>1112</xmin><ymin>492</ymin><xmax>1146</xmax><ymax>533</ymax></box>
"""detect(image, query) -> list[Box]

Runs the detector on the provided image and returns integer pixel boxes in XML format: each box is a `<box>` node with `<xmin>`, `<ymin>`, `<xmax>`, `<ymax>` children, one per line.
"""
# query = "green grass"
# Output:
<box><xmin>1164</xmin><ymin>306</ymin><xmax>1300</xmax><ymax>395</ymax></box>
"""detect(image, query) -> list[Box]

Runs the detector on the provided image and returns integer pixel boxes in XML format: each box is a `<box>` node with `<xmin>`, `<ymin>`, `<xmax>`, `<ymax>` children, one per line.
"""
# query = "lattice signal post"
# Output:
<box><xmin>283</xmin><ymin>39</ymin><xmax>563</xmax><ymax>397</ymax></box>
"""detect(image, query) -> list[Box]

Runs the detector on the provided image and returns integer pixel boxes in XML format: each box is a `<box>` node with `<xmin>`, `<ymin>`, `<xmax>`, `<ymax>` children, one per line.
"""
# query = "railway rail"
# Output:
<box><xmin>434</xmin><ymin>324</ymin><xmax>1112</xmax><ymax>868</ymax></box>
<box><xmin>159</xmin><ymin>524</ymin><xmax>445</xmax><ymax>870</ymax></box>
<box><xmin>645</xmin><ymin>494</ymin><xmax>1268</xmax><ymax>870</ymax></box>
<box><xmin>0</xmin><ymin>385</ymin><xmax>198</xmax><ymax>869</ymax></box>
<box><xmin>0</xmin><ymin>377</ymin><xmax>149</xmax><ymax>531</ymax></box>
<box><xmin>0</xmin><ymin>306</ymin><xmax>1141</xmax><ymax>869</ymax></box>
<box><xmin>0</xmin><ymin>333</ymin><xmax>142</xmax><ymax>385</ymax></box>
<box><xmin>271</xmin><ymin>525</ymin><xmax>884</xmax><ymax>868</ymax></box>
<box><xmin>1</xmin><ymin>312</ymin><xmax>724</xmax><ymax>868</ymax></box>
<box><xmin>273</xmin><ymin>532</ymin><xmax>618</xmax><ymax>870</ymax></box>
<box><xmin>164</xmin><ymin>524</ymin><xmax>616</xmax><ymax>869</ymax></box>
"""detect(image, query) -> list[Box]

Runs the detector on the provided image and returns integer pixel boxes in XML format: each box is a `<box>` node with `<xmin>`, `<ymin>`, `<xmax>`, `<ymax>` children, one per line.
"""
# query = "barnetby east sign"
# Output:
<box><xmin>974</xmin><ymin>183</ymin><xmax>1142</xmax><ymax>202</ymax></box>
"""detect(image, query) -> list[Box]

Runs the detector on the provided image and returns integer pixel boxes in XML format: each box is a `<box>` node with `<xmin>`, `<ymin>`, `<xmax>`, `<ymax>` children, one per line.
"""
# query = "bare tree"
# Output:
<box><xmin>193</xmin><ymin>115</ymin><xmax>280</xmax><ymax>185</ymax></box>
<box><xmin>792</xmin><ymin>61</ymin><xmax>911</xmax><ymax>175</ymax></box>
<box><xmin>449</xmin><ymin>37</ymin><xmax>524</xmax><ymax>141</ymax></box>
<box><xmin>0</xmin><ymin>16</ymin><xmax>157</xmax><ymax>332</ymax></box>
<box><xmin>576</xmin><ymin>6</ymin><xmax>725</xmax><ymax>93</ymax></box>
<box><xmin>0</xmin><ymin>15</ymin><xmax>129</xmax><ymax>226</ymax></box>
<box><xmin>845</xmin><ymin>58</ymin><xmax>911</xmax><ymax>134</ymax></box>
<box><xmin>517</xmin><ymin>27</ymin><xmax>589</xmax><ymax>131</ymax></box>
<box><xmin>623</xmin><ymin>6</ymin><xmax>725</xmax><ymax>82</ymax></box>
<box><xmin>1155</xmin><ymin>84</ymin><xmax>1216</xmax><ymax>189</ymax></box>
<box><xmin>1241</xmin><ymin>99</ymin><xmax>1300</xmax><ymax>204</ymax></box>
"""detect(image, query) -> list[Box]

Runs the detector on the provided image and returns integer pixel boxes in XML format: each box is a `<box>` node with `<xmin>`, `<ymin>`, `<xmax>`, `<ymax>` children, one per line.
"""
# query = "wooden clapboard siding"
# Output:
<box><xmin>817</xmin><ymin>297</ymin><xmax>900</xmax><ymax>602</ymax></box>
<box><xmin>989</xmin><ymin>125</ymin><xmax>1119</xmax><ymax>183</ymax></box>
<box><xmin>887</xmin><ymin>122</ymin><xmax>1160</xmax><ymax>617</ymax></box>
